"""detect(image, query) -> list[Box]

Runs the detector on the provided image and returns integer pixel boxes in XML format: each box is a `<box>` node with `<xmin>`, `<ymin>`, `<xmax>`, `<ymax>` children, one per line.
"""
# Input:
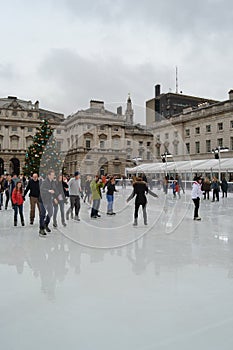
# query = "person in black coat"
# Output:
<box><xmin>127</xmin><ymin>177</ymin><xmax>158</xmax><ymax>226</ymax></box>
<box><xmin>221</xmin><ymin>176</ymin><xmax>228</xmax><ymax>198</ymax></box>
<box><xmin>39</xmin><ymin>170</ymin><xmax>58</xmax><ymax>236</ymax></box>
<box><xmin>23</xmin><ymin>173</ymin><xmax>40</xmax><ymax>224</ymax></box>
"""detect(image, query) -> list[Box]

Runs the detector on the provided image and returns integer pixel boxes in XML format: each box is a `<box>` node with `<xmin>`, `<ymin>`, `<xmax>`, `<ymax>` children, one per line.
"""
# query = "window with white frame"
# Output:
<box><xmin>195</xmin><ymin>141</ymin><xmax>200</xmax><ymax>154</ymax></box>
<box><xmin>206</xmin><ymin>140</ymin><xmax>211</xmax><ymax>153</ymax></box>
<box><xmin>206</xmin><ymin>125</ymin><xmax>211</xmax><ymax>132</ymax></box>
<box><xmin>218</xmin><ymin>122</ymin><xmax>223</xmax><ymax>131</ymax></box>
<box><xmin>217</xmin><ymin>138</ymin><xmax>223</xmax><ymax>147</ymax></box>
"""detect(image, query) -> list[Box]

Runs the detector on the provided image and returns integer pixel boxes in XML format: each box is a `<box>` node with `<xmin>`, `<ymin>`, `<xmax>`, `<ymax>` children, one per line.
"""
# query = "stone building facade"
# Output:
<box><xmin>0</xmin><ymin>96</ymin><xmax>64</xmax><ymax>175</ymax></box>
<box><xmin>62</xmin><ymin>97</ymin><xmax>154</xmax><ymax>176</ymax></box>
<box><xmin>150</xmin><ymin>90</ymin><xmax>233</xmax><ymax>161</ymax></box>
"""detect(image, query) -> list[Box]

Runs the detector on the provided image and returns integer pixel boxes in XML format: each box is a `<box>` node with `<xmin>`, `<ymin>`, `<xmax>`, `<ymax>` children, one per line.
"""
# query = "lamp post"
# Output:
<box><xmin>161</xmin><ymin>152</ymin><xmax>173</xmax><ymax>176</ymax></box>
<box><xmin>212</xmin><ymin>146</ymin><xmax>229</xmax><ymax>180</ymax></box>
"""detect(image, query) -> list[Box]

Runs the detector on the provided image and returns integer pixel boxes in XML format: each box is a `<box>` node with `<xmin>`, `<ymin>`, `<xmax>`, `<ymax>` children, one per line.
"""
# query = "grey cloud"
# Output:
<box><xmin>54</xmin><ymin>0</ymin><xmax>233</xmax><ymax>36</ymax></box>
<box><xmin>38</xmin><ymin>48</ymin><xmax>171</xmax><ymax>121</ymax></box>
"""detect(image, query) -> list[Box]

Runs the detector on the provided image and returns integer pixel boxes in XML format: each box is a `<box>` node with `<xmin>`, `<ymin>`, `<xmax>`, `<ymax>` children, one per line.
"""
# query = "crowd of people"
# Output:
<box><xmin>0</xmin><ymin>170</ymin><xmax>230</xmax><ymax>235</ymax></box>
<box><xmin>191</xmin><ymin>175</ymin><xmax>229</xmax><ymax>221</ymax></box>
<box><xmin>0</xmin><ymin>170</ymin><xmax>159</xmax><ymax>236</ymax></box>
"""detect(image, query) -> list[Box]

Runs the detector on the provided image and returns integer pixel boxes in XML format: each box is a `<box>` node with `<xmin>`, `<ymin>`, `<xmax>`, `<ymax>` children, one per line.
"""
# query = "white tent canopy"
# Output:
<box><xmin>126</xmin><ymin>158</ymin><xmax>233</xmax><ymax>174</ymax></box>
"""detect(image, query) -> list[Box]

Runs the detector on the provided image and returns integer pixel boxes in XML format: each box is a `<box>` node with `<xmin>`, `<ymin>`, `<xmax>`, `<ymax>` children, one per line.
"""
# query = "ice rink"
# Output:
<box><xmin>1</xmin><ymin>186</ymin><xmax>233</xmax><ymax>350</ymax></box>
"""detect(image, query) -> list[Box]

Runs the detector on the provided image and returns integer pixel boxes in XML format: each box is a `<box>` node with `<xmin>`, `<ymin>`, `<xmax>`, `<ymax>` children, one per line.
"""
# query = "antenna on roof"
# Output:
<box><xmin>175</xmin><ymin>66</ymin><xmax>178</xmax><ymax>94</ymax></box>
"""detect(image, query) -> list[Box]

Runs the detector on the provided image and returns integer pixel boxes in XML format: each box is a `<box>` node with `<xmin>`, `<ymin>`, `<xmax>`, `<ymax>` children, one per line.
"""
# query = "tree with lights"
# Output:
<box><xmin>23</xmin><ymin>119</ymin><xmax>63</xmax><ymax>177</ymax></box>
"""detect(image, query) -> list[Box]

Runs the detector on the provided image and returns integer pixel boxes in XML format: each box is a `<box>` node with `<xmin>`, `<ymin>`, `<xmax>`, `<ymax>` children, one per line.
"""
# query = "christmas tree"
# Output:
<box><xmin>23</xmin><ymin>119</ymin><xmax>63</xmax><ymax>177</ymax></box>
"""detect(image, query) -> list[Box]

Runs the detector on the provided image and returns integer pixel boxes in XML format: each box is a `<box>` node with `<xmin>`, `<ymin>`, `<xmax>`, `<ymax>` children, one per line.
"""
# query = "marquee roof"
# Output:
<box><xmin>126</xmin><ymin>158</ymin><xmax>233</xmax><ymax>174</ymax></box>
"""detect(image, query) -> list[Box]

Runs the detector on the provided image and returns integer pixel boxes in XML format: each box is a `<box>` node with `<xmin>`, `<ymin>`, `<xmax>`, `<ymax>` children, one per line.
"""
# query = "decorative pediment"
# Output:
<box><xmin>84</xmin><ymin>132</ymin><xmax>93</xmax><ymax>138</ymax></box>
<box><xmin>99</xmin><ymin>133</ymin><xmax>107</xmax><ymax>140</ymax></box>
<box><xmin>3</xmin><ymin>100</ymin><xmax>24</xmax><ymax>110</ymax></box>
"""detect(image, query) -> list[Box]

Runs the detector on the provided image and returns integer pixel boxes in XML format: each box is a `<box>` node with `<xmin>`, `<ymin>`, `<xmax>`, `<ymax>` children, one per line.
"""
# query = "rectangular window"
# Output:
<box><xmin>185</xmin><ymin>129</ymin><xmax>190</xmax><ymax>137</ymax></box>
<box><xmin>113</xmin><ymin>139</ymin><xmax>120</xmax><ymax>149</ymax></box>
<box><xmin>100</xmin><ymin>125</ymin><xmax>105</xmax><ymax>130</ymax></box>
<box><xmin>230</xmin><ymin>121</ymin><xmax>233</xmax><ymax>129</ymax></box>
<box><xmin>165</xmin><ymin>133</ymin><xmax>169</xmax><ymax>139</ymax></box>
<box><xmin>231</xmin><ymin>137</ymin><xmax>233</xmax><ymax>151</ymax></box>
<box><xmin>147</xmin><ymin>142</ymin><xmax>151</xmax><ymax>147</ymax></box>
<box><xmin>156</xmin><ymin>134</ymin><xmax>160</xmax><ymax>141</ymax></box>
<box><xmin>195</xmin><ymin>141</ymin><xmax>200</xmax><ymax>154</ymax></box>
<box><xmin>86</xmin><ymin>140</ymin><xmax>91</xmax><ymax>149</ymax></box>
<box><xmin>56</xmin><ymin>129</ymin><xmax>61</xmax><ymax>134</ymax></box>
<box><xmin>206</xmin><ymin>125</ymin><xmax>211</xmax><ymax>132</ymax></box>
<box><xmin>174</xmin><ymin>144</ymin><xmax>178</xmax><ymax>155</ymax></box>
<box><xmin>206</xmin><ymin>140</ymin><xmax>211</xmax><ymax>152</ymax></box>
<box><xmin>195</xmin><ymin>127</ymin><xmax>200</xmax><ymax>134</ymax></box>
<box><xmin>186</xmin><ymin>143</ymin><xmax>190</xmax><ymax>154</ymax></box>
<box><xmin>100</xmin><ymin>140</ymin><xmax>105</xmax><ymax>149</ymax></box>
<box><xmin>157</xmin><ymin>147</ymin><xmax>160</xmax><ymax>157</ymax></box>
<box><xmin>147</xmin><ymin>152</ymin><xmax>151</xmax><ymax>160</ymax></box>
<box><xmin>139</xmin><ymin>141</ymin><xmax>143</xmax><ymax>146</ymax></box>
<box><xmin>127</xmin><ymin>154</ymin><xmax>131</xmax><ymax>160</ymax></box>
<box><xmin>113</xmin><ymin>127</ymin><xmax>119</xmax><ymax>132</ymax></box>
<box><xmin>174</xmin><ymin>131</ymin><xmax>178</xmax><ymax>138</ymax></box>
<box><xmin>217</xmin><ymin>138</ymin><xmax>223</xmax><ymax>147</ymax></box>
<box><xmin>127</xmin><ymin>140</ymin><xmax>131</xmax><ymax>146</ymax></box>
<box><xmin>12</xmin><ymin>126</ymin><xmax>17</xmax><ymax>132</ymax></box>
<box><xmin>218</xmin><ymin>122</ymin><xmax>223</xmax><ymax>131</ymax></box>
<box><xmin>27</xmin><ymin>127</ymin><xmax>33</xmax><ymax>132</ymax></box>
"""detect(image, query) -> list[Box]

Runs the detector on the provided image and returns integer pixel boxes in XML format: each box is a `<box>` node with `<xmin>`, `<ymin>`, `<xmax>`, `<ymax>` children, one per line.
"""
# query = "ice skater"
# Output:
<box><xmin>105</xmin><ymin>176</ymin><xmax>118</xmax><ymax>215</ymax></box>
<box><xmin>11</xmin><ymin>181</ymin><xmax>25</xmax><ymax>226</ymax></box>
<box><xmin>191</xmin><ymin>176</ymin><xmax>202</xmax><ymax>220</ymax></box>
<box><xmin>126</xmin><ymin>176</ymin><xmax>158</xmax><ymax>226</ymax></box>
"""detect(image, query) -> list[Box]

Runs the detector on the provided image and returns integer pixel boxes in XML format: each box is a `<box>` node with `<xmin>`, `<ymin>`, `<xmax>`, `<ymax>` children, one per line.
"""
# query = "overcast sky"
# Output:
<box><xmin>1</xmin><ymin>0</ymin><xmax>233</xmax><ymax>123</ymax></box>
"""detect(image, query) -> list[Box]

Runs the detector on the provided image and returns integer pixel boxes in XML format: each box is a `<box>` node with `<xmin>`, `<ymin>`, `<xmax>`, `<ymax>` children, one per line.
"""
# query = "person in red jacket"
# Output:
<box><xmin>12</xmin><ymin>181</ymin><xmax>25</xmax><ymax>226</ymax></box>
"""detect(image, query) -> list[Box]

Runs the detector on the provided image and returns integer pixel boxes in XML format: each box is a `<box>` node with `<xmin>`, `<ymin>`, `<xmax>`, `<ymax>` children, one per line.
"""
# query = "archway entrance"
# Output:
<box><xmin>10</xmin><ymin>158</ymin><xmax>20</xmax><ymax>175</ymax></box>
<box><xmin>0</xmin><ymin>158</ymin><xmax>4</xmax><ymax>175</ymax></box>
<box><xmin>98</xmin><ymin>157</ymin><xmax>108</xmax><ymax>176</ymax></box>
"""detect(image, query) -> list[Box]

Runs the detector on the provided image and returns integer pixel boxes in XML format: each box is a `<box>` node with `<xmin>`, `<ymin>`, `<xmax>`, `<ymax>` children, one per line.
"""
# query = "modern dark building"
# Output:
<box><xmin>146</xmin><ymin>84</ymin><xmax>219</xmax><ymax>125</ymax></box>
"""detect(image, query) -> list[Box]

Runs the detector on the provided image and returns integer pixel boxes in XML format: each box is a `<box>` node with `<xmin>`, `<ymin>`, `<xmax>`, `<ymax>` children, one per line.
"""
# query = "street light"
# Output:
<box><xmin>212</xmin><ymin>146</ymin><xmax>229</xmax><ymax>180</ymax></box>
<box><xmin>161</xmin><ymin>151</ymin><xmax>173</xmax><ymax>176</ymax></box>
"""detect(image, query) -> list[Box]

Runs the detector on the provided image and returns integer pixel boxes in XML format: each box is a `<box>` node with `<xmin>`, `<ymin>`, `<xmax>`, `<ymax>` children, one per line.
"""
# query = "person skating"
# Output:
<box><xmin>39</xmin><ymin>170</ymin><xmax>58</xmax><ymax>236</ymax></box>
<box><xmin>83</xmin><ymin>176</ymin><xmax>92</xmax><ymax>204</ymax></box>
<box><xmin>23</xmin><ymin>172</ymin><xmax>40</xmax><ymax>224</ymax></box>
<box><xmin>191</xmin><ymin>176</ymin><xmax>202</xmax><ymax>220</ymax></box>
<box><xmin>11</xmin><ymin>181</ymin><xmax>25</xmax><ymax>226</ymax></box>
<box><xmin>4</xmin><ymin>175</ymin><xmax>14</xmax><ymax>209</ymax></box>
<box><xmin>53</xmin><ymin>174</ymin><xmax>68</xmax><ymax>227</ymax></box>
<box><xmin>127</xmin><ymin>177</ymin><xmax>158</xmax><ymax>226</ymax></box>
<box><xmin>221</xmin><ymin>176</ymin><xmax>228</xmax><ymax>198</ymax></box>
<box><xmin>202</xmin><ymin>177</ymin><xmax>211</xmax><ymax>200</ymax></box>
<box><xmin>211</xmin><ymin>176</ymin><xmax>220</xmax><ymax>202</ymax></box>
<box><xmin>66</xmin><ymin>171</ymin><xmax>82</xmax><ymax>221</ymax></box>
<box><xmin>90</xmin><ymin>175</ymin><xmax>104</xmax><ymax>218</ymax></box>
<box><xmin>105</xmin><ymin>176</ymin><xmax>118</xmax><ymax>215</ymax></box>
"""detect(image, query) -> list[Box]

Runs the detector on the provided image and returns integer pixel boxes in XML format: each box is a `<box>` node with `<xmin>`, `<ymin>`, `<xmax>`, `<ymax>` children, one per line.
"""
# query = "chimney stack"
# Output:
<box><xmin>155</xmin><ymin>84</ymin><xmax>161</xmax><ymax>98</ymax></box>
<box><xmin>228</xmin><ymin>89</ymin><xmax>233</xmax><ymax>100</ymax></box>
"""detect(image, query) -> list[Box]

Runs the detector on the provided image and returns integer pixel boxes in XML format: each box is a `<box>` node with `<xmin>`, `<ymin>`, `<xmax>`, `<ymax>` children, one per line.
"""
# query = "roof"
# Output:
<box><xmin>127</xmin><ymin>158</ymin><xmax>233</xmax><ymax>174</ymax></box>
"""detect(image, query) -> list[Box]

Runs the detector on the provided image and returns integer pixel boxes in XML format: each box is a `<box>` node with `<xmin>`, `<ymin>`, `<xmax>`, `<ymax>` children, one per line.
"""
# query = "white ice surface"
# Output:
<box><xmin>0</xmin><ymin>187</ymin><xmax>233</xmax><ymax>350</ymax></box>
